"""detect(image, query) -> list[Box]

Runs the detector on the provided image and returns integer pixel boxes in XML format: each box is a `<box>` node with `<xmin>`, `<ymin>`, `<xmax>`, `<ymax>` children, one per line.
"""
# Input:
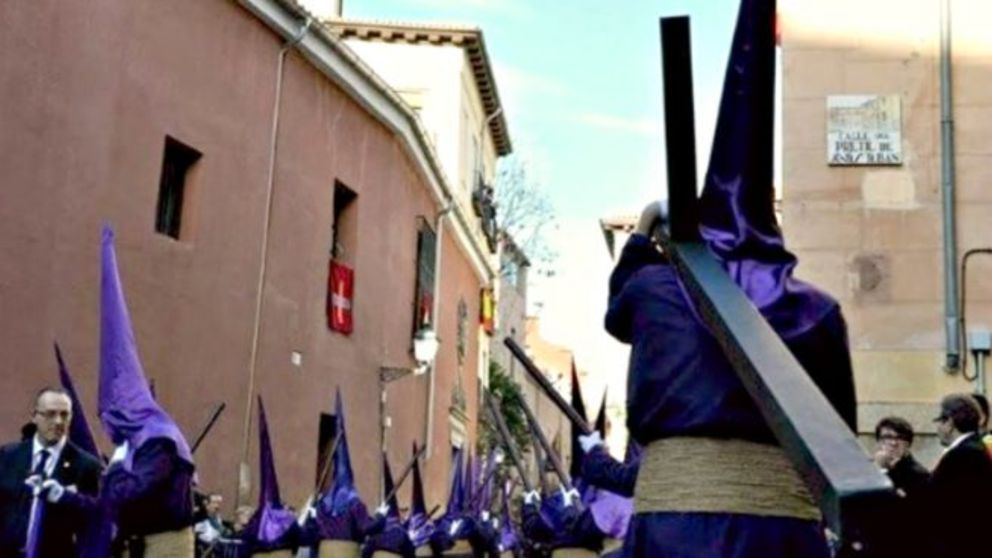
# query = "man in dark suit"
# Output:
<box><xmin>927</xmin><ymin>393</ymin><xmax>992</xmax><ymax>557</ymax></box>
<box><xmin>0</xmin><ymin>387</ymin><xmax>102</xmax><ymax>557</ymax></box>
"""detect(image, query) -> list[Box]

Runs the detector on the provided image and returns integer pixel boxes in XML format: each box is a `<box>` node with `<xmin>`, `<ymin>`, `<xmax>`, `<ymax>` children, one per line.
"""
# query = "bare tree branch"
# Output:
<box><xmin>493</xmin><ymin>156</ymin><xmax>557</xmax><ymax>278</ymax></box>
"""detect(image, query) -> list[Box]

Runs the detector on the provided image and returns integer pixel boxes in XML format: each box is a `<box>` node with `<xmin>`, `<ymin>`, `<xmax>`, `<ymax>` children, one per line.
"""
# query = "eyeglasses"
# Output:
<box><xmin>35</xmin><ymin>409</ymin><xmax>71</xmax><ymax>421</ymax></box>
<box><xmin>877</xmin><ymin>434</ymin><xmax>907</xmax><ymax>442</ymax></box>
<box><xmin>932</xmin><ymin>414</ymin><xmax>949</xmax><ymax>423</ymax></box>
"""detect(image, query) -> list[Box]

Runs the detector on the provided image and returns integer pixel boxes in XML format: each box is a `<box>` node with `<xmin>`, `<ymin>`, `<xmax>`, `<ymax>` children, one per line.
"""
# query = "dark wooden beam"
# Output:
<box><xmin>484</xmin><ymin>390</ymin><xmax>534</xmax><ymax>494</ymax></box>
<box><xmin>658</xmin><ymin>16</ymin><xmax>894</xmax><ymax>548</ymax></box>
<box><xmin>660</xmin><ymin>16</ymin><xmax>700</xmax><ymax>242</ymax></box>
<box><xmin>504</xmin><ymin>337</ymin><xmax>592</xmax><ymax>435</ymax></box>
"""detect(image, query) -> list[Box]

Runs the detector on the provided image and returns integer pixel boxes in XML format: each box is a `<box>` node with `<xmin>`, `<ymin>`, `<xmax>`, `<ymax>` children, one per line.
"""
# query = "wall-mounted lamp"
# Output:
<box><xmin>412</xmin><ymin>326</ymin><xmax>439</xmax><ymax>374</ymax></box>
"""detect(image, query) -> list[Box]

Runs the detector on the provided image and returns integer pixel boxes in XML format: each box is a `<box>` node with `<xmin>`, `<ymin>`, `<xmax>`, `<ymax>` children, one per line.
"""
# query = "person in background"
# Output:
<box><xmin>873</xmin><ymin>417</ymin><xmax>929</xmax><ymax>497</ymax></box>
<box><xmin>870</xmin><ymin>416</ymin><xmax>929</xmax><ymax>556</ymax></box>
<box><xmin>194</xmin><ymin>493</ymin><xmax>231</xmax><ymax>546</ymax></box>
<box><xmin>0</xmin><ymin>387</ymin><xmax>102</xmax><ymax>557</ymax></box>
<box><xmin>926</xmin><ymin>394</ymin><xmax>992</xmax><ymax>556</ymax></box>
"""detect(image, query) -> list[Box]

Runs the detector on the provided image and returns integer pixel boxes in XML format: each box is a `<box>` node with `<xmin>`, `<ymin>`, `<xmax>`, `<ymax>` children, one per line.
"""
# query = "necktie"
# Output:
<box><xmin>25</xmin><ymin>449</ymin><xmax>51</xmax><ymax>558</ymax></box>
<box><xmin>33</xmin><ymin>449</ymin><xmax>50</xmax><ymax>478</ymax></box>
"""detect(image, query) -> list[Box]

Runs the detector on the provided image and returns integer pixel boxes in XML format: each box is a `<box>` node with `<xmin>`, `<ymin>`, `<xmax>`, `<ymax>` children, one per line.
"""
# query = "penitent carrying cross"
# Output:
<box><xmin>654</xmin><ymin>11</ymin><xmax>895</xmax><ymax>556</ymax></box>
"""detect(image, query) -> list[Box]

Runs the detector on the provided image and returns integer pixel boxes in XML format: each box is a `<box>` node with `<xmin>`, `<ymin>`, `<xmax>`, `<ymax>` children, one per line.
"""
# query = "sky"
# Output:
<box><xmin>345</xmin><ymin>0</ymin><xmax>746</xmax><ymax>412</ymax></box>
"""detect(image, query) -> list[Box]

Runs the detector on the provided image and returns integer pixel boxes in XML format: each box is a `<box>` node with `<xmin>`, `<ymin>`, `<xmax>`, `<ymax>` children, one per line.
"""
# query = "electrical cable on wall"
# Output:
<box><xmin>958</xmin><ymin>248</ymin><xmax>992</xmax><ymax>382</ymax></box>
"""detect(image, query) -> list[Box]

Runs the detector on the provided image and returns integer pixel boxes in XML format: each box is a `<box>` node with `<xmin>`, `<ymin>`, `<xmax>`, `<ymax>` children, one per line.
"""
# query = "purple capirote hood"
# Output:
<box><xmin>446</xmin><ymin>446</ymin><xmax>465</xmax><ymax>514</ymax></box>
<box><xmin>243</xmin><ymin>397</ymin><xmax>297</xmax><ymax>547</ymax></box>
<box><xmin>317</xmin><ymin>389</ymin><xmax>360</xmax><ymax>517</ymax></box>
<box><xmin>406</xmin><ymin>442</ymin><xmax>433</xmax><ymax>547</ymax></box>
<box><xmin>98</xmin><ymin>225</ymin><xmax>192</xmax><ymax>469</ymax></box>
<box><xmin>698</xmin><ymin>0</ymin><xmax>835</xmax><ymax>339</ymax></box>
<box><xmin>54</xmin><ymin>342</ymin><xmax>101</xmax><ymax>458</ymax></box>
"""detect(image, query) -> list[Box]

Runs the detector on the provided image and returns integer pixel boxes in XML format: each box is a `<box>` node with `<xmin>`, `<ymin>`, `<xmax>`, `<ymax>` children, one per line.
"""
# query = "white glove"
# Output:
<box><xmin>24</xmin><ymin>475</ymin><xmax>43</xmax><ymax>495</ymax></box>
<box><xmin>523</xmin><ymin>490</ymin><xmax>541</xmax><ymax>506</ymax></box>
<box><xmin>375</xmin><ymin>503</ymin><xmax>390</xmax><ymax>517</ymax></box>
<box><xmin>448</xmin><ymin>519</ymin><xmax>462</xmax><ymax>536</ymax></box>
<box><xmin>298</xmin><ymin>506</ymin><xmax>315</xmax><ymax>526</ymax></box>
<box><xmin>561</xmin><ymin>487</ymin><xmax>580</xmax><ymax>507</ymax></box>
<box><xmin>297</xmin><ymin>496</ymin><xmax>315</xmax><ymax>525</ymax></box>
<box><xmin>492</xmin><ymin>518</ymin><xmax>500</xmax><ymax>529</ymax></box>
<box><xmin>480</xmin><ymin>511</ymin><xmax>490</xmax><ymax>522</ymax></box>
<box><xmin>41</xmin><ymin>479</ymin><xmax>65</xmax><ymax>503</ymax></box>
<box><xmin>109</xmin><ymin>442</ymin><xmax>129</xmax><ymax>464</ymax></box>
<box><xmin>578</xmin><ymin>432</ymin><xmax>604</xmax><ymax>453</ymax></box>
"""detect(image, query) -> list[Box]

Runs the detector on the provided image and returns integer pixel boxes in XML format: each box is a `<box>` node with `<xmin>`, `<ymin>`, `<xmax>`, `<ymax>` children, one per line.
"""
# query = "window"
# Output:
<box><xmin>331</xmin><ymin>181</ymin><xmax>358</xmax><ymax>262</ymax></box>
<box><xmin>413</xmin><ymin>219</ymin><xmax>436</xmax><ymax>333</ymax></box>
<box><xmin>155</xmin><ymin>136</ymin><xmax>201</xmax><ymax>239</ymax></box>
<box><xmin>327</xmin><ymin>182</ymin><xmax>358</xmax><ymax>334</ymax></box>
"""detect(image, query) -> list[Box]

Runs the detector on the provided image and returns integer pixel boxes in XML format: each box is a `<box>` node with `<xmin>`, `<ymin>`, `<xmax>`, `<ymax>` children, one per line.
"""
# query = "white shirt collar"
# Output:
<box><xmin>31</xmin><ymin>434</ymin><xmax>67</xmax><ymax>476</ymax></box>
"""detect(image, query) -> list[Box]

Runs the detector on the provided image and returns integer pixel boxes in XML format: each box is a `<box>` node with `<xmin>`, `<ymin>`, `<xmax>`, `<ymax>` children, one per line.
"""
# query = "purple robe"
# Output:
<box><xmin>580</xmin><ymin>446</ymin><xmax>639</xmax><ymax>498</ymax></box>
<box><xmin>362</xmin><ymin>516</ymin><xmax>414</xmax><ymax>557</ymax></box>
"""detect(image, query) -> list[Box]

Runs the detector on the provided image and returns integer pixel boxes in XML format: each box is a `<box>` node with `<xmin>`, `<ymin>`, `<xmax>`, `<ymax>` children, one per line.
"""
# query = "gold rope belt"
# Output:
<box><xmin>442</xmin><ymin>540</ymin><xmax>473</xmax><ymax>556</ymax></box>
<box><xmin>602</xmin><ymin>537</ymin><xmax>623</xmax><ymax>555</ymax></box>
<box><xmin>371</xmin><ymin>552</ymin><xmax>403</xmax><ymax>558</ymax></box>
<box><xmin>634</xmin><ymin>437</ymin><xmax>820</xmax><ymax>521</ymax></box>
<box><xmin>551</xmin><ymin>549</ymin><xmax>598</xmax><ymax>558</ymax></box>
<box><xmin>251</xmin><ymin>551</ymin><xmax>293</xmax><ymax>558</ymax></box>
<box><xmin>141</xmin><ymin>527</ymin><xmax>195</xmax><ymax>558</ymax></box>
<box><xmin>317</xmin><ymin>540</ymin><xmax>360</xmax><ymax>558</ymax></box>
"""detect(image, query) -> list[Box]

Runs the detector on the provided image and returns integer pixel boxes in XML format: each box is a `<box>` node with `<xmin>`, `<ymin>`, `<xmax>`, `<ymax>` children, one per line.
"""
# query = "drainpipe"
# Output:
<box><xmin>424</xmin><ymin>204</ymin><xmax>452</xmax><ymax>460</ymax></box>
<box><xmin>237</xmin><ymin>17</ymin><xmax>312</xmax><ymax>508</ymax></box>
<box><xmin>424</xmin><ymin>108</ymin><xmax>503</xmax><ymax>459</ymax></box>
<box><xmin>939</xmin><ymin>0</ymin><xmax>960</xmax><ymax>372</ymax></box>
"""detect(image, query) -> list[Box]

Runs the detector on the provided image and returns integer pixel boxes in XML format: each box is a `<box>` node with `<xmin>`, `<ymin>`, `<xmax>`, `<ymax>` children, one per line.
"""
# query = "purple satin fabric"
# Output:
<box><xmin>365</xmin><ymin>516</ymin><xmax>414</xmax><ymax>554</ymax></box>
<box><xmin>696</xmin><ymin>0</ymin><xmax>836</xmax><ymax>341</ymax></box>
<box><xmin>257</xmin><ymin>506</ymin><xmax>297</xmax><ymax>543</ymax></box>
<box><xmin>406</xmin><ymin>513</ymin><xmax>435</xmax><ymax>548</ymax></box>
<box><xmin>244</xmin><ymin>505</ymin><xmax>298</xmax><ymax>551</ymax></box>
<box><xmin>244</xmin><ymin>397</ymin><xmax>297</xmax><ymax>547</ymax></box>
<box><xmin>700</xmin><ymin>226</ymin><xmax>837</xmax><ymax>340</ymax></box>
<box><xmin>498</xmin><ymin>518</ymin><xmax>517</xmax><ymax>552</ymax></box>
<box><xmin>98</xmin><ymin>225</ymin><xmax>192</xmax><ymax>470</ymax></box>
<box><xmin>314</xmin><ymin>498</ymin><xmax>370</xmax><ymax>541</ymax></box>
<box><xmin>587</xmin><ymin>489</ymin><xmax>632</xmax><ymax>540</ymax></box>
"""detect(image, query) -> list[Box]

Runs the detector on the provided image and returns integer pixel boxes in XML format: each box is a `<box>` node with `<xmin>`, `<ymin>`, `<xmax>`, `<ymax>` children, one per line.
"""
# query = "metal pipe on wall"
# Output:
<box><xmin>424</xmin><ymin>205</ymin><xmax>452</xmax><ymax>460</ymax></box>
<box><xmin>237</xmin><ymin>16</ymin><xmax>312</xmax><ymax>509</ymax></box>
<box><xmin>940</xmin><ymin>0</ymin><xmax>960</xmax><ymax>372</ymax></box>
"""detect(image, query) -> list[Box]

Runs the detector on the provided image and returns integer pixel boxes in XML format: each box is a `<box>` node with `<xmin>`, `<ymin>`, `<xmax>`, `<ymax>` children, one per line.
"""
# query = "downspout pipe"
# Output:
<box><xmin>940</xmin><ymin>0</ymin><xmax>960</xmax><ymax>372</ymax></box>
<box><xmin>424</xmin><ymin>108</ymin><xmax>503</xmax><ymax>459</ymax></box>
<box><xmin>237</xmin><ymin>16</ymin><xmax>312</xmax><ymax>507</ymax></box>
<box><xmin>424</xmin><ymin>204</ymin><xmax>453</xmax><ymax>460</ymax></box>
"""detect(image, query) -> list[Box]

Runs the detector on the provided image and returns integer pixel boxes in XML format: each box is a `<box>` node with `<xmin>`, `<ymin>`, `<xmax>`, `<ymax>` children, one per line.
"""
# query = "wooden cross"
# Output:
<box><xmin>658</xmin><ymin>16</ymin><xmax>894</xmax><ymax>551</ymax></box>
